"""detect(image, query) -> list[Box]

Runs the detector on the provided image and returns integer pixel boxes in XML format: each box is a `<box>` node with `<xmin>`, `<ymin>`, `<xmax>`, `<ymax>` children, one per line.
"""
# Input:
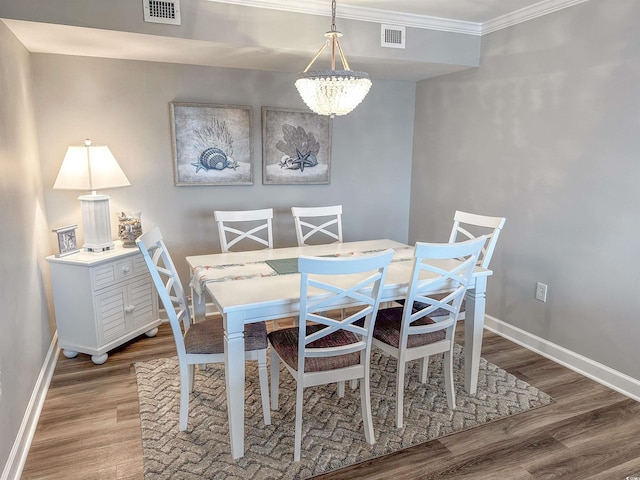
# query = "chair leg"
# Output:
<box><xmin>443</xmin><ymin>349</ymin><xmax>456</xmax><ymax>410</ymax></box>
<box><xmin>419</xmin><ymin>356</ymin><xmax>429</xmax><ymax>383</ymax></box>
<box><xmin>349</xmin><ymin>378</ymin><xmax>358</xmax><ymax>390</ymax></box>
<box><xmin>270</xmin><ymin>347</ymin><xmax>280</xmax><ymax>410</ymax></box>
<box><xmin>395</xmin><ymin>359</ymin><xmax>406</xmax><ymax>429</ymax></box>
<box><xmin>360</xmin><ymin>374</ymin><xmax>375</xmax><ymax>445</ymax></box>
<box><xmin>337</xmin><ymin>380</ymin><xmax>345</xmax><ymax>397</ymax></box>
<box><xmin>257</xmin><ymin>350</ymin><xmax>271</xmax><ymax>425</ymax></box>
<box><xmin>179</xmin><ymin>364</ymin><xmax>191</xmax><ymax>431</ymax></box>
<box><xmin>294</xmin><ymin>379</ymin><xmax>304</xmax><ymax>462</ymax></box>
<box><xmin>188</xmin><ymin>363</ymin><xmax>195</xmax><ymax>393</ymax></box>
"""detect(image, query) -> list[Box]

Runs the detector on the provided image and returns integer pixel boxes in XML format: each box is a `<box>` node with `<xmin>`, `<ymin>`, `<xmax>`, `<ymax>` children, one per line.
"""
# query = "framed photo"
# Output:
<box><xmin>170</xmin><ymin>102</ymin><xmax>253</xmax><ymax>186</ymax></box>
<box><xmin>53</xmin><ymin>225</ymin><xmax>80</xmax><ymax>257</ymax></box>
<box><xmin>262</xmin><ymin>107</ymin><xmax>332</xmax><ymax>185</ymax></box>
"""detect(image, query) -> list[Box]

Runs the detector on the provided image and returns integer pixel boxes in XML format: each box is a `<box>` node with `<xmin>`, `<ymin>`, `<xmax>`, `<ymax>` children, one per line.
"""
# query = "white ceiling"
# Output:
<box><xmin>2</xmin><ymin>0</ymin><xmax>587</xmax><ymax>81</ymax></box>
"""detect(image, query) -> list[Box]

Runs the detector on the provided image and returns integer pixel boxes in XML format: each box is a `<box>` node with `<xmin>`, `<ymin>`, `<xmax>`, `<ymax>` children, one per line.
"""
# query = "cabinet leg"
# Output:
<box><xmin>62</xmin><ymin>349</ymin><xmax>78</xmax><ymax>358</ymax></box>
<box><xmin>145</xmin><ymin>327</ymin><xmax>159</xmax><ymax>338</ymax></box>
<box><xmin>91</xmin><ymin>353</ymin><xmax>108</xmax><ymax>364</ymax></box>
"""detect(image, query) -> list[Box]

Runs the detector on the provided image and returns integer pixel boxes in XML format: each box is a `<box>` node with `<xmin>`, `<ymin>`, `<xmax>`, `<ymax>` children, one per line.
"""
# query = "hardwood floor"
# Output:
<box><xmin>21</xmin><ymin>320</ymin><xmax>640</xmax><ymax>479</ymax></box>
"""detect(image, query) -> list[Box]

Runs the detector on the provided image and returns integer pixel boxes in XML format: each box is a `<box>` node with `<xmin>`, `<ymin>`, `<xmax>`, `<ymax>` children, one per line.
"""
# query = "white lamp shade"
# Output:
<box><xmin>53</xmin><ymin>143</ymin><xmax>131</xmax><ymax>191</ymax></box>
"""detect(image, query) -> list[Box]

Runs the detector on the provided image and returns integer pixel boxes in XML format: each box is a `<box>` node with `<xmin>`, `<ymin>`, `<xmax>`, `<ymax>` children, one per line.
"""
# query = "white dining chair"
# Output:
<box><xmin>372</xmin><ymin>237</ymin><xmax>485</xmax><ymax>428</ymax></box>
<box><xmin>448</xmin><ymin>210</ymin><xmax>506</xmax><ymax>269</ymax></box>
<box><xmin>214</xmin><ymin>208</ymin><xmax>274</xmax><ymax>252</ymax></box>
<box><xmin>136</xmin><ymin>226</ymin><xmax>271</xmax><ymax>431</ymax></box>
<box><xmin>291</xmin><ymin>205</ymin><xmax>343</xmax><ymax>246</ymax></box>
<box><xmin>268</xmin><ymin>248</ymin><xmax>394</xmax><ymax>461</ymax></box>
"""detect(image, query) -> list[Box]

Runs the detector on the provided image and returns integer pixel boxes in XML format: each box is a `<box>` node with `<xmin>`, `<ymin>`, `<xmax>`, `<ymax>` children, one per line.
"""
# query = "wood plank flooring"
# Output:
<box><xmin>21</xmin><ymin>320</ymin><xmax>640</xmax><ymax>479</ymax></box>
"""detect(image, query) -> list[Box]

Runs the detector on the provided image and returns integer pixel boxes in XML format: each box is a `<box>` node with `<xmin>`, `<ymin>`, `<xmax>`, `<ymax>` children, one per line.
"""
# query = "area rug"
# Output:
<box><xmin>135</xmin><ymin>346</ymin><xmax>553</xmax><ymax>479</ymax></box>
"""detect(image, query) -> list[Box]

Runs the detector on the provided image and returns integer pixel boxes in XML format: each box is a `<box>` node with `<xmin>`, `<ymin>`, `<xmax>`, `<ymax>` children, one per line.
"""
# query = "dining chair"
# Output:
<box><xmin>448</xmin><ymin>210</ymin><xmax>506</xmax><ymax>270</ymax></box>
<box><xmin>268</xmin><ymin>248</ymin><xmax>394</xmax><ymax>461</ymax></box>
<box><xmin>214</xmin><ymin>208</ymin><xmax>274</xmax><ymax>252</ymax></box>
<box><xmin>372</xmin><ymin>237</ymin><xmax>485</xmax><ymax>428</ymax></box>
<box><xmin>291</xmin><ymin>205</ymin><xmax>343</xmax><ymax>246</ymax></box>
<box><xmin>136</xmin><ymin>226</ymin><xmax>271</xmax><ymax>431</ymax></box>
<box><xmin>399</xmin><ymin>211</ymin><xmax>506</xmax><ymax>319</ymax></box>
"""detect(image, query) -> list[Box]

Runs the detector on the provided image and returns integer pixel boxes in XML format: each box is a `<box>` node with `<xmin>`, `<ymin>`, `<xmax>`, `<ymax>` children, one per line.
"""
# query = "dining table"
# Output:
<box><xmin>186</xmin><ymin>239</ymin><xmax>492</xmax><ymax>459</ymax></box>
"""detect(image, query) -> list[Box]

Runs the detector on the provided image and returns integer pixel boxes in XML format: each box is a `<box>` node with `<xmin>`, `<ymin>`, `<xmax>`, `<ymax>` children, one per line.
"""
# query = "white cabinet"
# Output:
<box><xmin>47</xmin><ymin>242</ymin><xmax>161</xmax><ymax>364</ymax></box>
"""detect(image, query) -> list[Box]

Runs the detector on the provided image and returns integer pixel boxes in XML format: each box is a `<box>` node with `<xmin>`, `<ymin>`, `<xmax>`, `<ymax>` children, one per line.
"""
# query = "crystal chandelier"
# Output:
<box><xmin>295</xmin><ymin>0</ymin><xmax>372</xmax><ymax>117</ymax></box>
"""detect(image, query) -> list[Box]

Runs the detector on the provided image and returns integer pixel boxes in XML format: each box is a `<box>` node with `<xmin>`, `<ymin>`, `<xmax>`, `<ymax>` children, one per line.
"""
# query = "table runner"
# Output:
<box><xmin>190</xmin><ymin>246</ymin><xmax>414</xmax><ymax>299</ymax></box>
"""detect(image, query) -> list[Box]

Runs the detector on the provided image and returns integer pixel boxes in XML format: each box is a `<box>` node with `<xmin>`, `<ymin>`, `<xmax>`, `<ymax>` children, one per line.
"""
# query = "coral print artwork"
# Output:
<box><xmin>262</xmin><ymin>107</ymin><xmax>332</xmax><ymax>185</ymax></box>
<box><xmin>170</xmin><ymin>103</ymin><xmax>253</xmax><ymax>185</ymax></box>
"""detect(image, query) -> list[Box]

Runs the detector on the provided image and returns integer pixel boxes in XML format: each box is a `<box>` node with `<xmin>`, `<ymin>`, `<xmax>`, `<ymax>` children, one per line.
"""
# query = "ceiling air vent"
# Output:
<box><xmin>143</xmin><ymin>0</ymin><xmax>181</xmax><ymax>25</ymax></box>
<box><xmin>381</xmin><ymin>24</ymin><xmax>405</xmax><ymax>49</ymax></box>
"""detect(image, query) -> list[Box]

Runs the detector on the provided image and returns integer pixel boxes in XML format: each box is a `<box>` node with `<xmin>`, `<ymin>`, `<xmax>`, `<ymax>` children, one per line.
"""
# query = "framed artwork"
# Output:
<box><xmin>53</xmin><ymin>224</ymin><xmax>80</xmax><ymax>257</ymax></box>
<box><xmin>262</xmin><ymin>107</ymin><xmax>332</xmax><ymax>185</ymax></box>
<box><xmin>170</xmin><ymin>102</ymin><xmax>253</xmax><ymax>186</ymax></box>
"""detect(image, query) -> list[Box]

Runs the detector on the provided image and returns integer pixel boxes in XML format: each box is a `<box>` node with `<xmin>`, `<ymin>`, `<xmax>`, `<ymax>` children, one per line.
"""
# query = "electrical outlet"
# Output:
<box><xmin>535</xmin><ymin>282</ymin><xmax>548</xmax><ymax>302</ymax></box>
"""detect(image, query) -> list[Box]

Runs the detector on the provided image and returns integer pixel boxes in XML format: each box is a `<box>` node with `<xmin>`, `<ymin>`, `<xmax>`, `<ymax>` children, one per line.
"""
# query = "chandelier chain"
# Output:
<box><xmin>331</xmin><ymin>0</ymin><xmax>337</xmax><ymax>32</ymax></box>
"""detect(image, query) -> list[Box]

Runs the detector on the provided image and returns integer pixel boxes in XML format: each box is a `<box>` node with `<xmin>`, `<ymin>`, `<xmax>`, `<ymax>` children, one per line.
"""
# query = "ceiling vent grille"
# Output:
<box><xmin>381</xmin><ymin>24</ymin><xmax>405</xmax><ymax>49</ymax></box>
<box><xmin>143</xmin><ymin>0</ymin><xmax>181</xmax><ymax>25</ymax></box>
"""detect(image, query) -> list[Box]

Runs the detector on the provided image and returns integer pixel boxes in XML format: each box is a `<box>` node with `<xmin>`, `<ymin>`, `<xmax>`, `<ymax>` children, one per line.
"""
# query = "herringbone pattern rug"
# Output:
<box><xmin>135</xmin><ymin>345</ymin><xmax>553</xmax><ymax>479</ymax></box>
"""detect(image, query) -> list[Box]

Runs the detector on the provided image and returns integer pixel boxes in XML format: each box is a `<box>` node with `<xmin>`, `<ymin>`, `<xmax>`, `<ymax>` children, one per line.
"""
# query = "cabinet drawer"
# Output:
<box><xmin>92</xmin><ymin>258</ymin><xmax>136</xmax><ymax>290</ymax></box>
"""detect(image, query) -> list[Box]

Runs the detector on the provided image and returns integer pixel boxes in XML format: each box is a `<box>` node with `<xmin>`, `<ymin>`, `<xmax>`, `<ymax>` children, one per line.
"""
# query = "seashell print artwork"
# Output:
<box><xmin>262</xmin><ymin>107</ymin><xmax>332</xmax><ymax>185</ymax></box>
<box><xmin>171</xmin><ymin>103</ymin><xmax>253</xmax><ymax>186</ymax></box>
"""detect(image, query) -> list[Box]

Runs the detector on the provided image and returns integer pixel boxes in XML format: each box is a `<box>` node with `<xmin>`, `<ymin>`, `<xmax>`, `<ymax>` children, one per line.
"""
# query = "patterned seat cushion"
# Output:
<box><xmin>268</xmin><ymin>324</ymin><xmax>361</xmax><ymax>372</ymax></box>
<box><xmin>373</xmin><ymin>307</ymin><xmax>445</xmax><ymax>349</ymax></box>
<box><xmin>184</xmin><ymin>317</ymin><xmax>267</xmax><ymax>354</ymax></box>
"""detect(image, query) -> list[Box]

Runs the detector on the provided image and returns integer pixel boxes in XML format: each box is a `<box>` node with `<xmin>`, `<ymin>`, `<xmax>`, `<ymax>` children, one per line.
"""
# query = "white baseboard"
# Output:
<box><xmin>1</xmin><ymin>333</ymin><xmax>60</xmax><ymax>480</ymax></box>
<box><xmin>484</xmin><ymin>315</ymin><xmax>640</xmax><ymax>402</ymax></box>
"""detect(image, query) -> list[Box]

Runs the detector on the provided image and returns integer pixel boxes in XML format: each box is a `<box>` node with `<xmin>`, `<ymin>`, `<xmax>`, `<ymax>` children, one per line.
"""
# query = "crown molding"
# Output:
<box><xmin>207</xmin><ymin>0</ymin><xmax>590</xmax><ymax>36</ymax></box>
<box><xmin>482</xmin><ymin>0</ymin><xmax>591</xmax><ymax>34</ymax></box>
<box><xmin>207</xmin><ymin>0</ymin><xmax>482</xmax><ymax>35</ymax></box>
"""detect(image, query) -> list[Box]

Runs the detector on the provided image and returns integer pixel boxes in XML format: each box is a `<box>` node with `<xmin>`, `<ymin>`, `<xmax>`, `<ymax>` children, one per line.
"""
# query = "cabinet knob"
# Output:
<box><xmin>125</xmin><ymin>305</ymin><xmax>136</xmax><ymax>314</ymax></box>
<box><xmin>122</xmin><ymin>265</ymin><xmax>131</xmax><ymax>274</ymax></box>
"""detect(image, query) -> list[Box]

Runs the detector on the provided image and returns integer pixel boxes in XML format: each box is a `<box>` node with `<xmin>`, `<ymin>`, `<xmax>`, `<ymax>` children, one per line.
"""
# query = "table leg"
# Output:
<box><xmin>464</xmin><ymin>276</ymin><xmax>487</xmax><ymax>394</ymax></box>
<box><xmin>191</xmin><ymin>286</ymin><xmax>206</xmax><ymax>323</ymax></box>
<box><xmin>224</xmin><ymin>311</ymin><xmax>245</xmax><ymax>459</ymax></box>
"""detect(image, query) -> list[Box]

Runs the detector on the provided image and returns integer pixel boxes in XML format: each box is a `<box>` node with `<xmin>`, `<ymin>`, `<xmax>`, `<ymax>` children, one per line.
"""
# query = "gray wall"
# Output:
<box><xmin>33</xmin><ymin>54</ymin><xmax>416</xmax><ymax>293</ymax></box>
<box><xmin>410</xmin><ymin>0</ymin><xmax>640</xmax><ymax>379</ymax></box>
<box><xmin>0</xmin><ymin>22</ymin><xmax>54</xmax><ymax>470</ymax></box>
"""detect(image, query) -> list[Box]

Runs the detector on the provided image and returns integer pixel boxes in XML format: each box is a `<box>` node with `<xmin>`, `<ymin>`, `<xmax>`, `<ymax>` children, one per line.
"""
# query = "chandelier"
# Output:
<box><xmin>295</xmin><ymin>0</ymin><xmax>372</xmax><ymax>117</ymax></box>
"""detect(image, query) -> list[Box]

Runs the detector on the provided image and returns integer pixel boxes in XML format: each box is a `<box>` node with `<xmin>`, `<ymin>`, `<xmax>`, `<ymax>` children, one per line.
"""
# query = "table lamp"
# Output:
<box><xmin>53</xmin><ymin>139</ymin><xmax>131</xmax><ymax>252</ymax></box>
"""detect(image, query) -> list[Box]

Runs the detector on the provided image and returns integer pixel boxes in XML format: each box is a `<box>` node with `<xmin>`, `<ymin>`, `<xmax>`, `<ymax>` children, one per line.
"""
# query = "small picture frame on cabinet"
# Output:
<box><xmin>53</xmin><ymin>224</ymin><xmax>80</xmax><ymax>257</ymax></box>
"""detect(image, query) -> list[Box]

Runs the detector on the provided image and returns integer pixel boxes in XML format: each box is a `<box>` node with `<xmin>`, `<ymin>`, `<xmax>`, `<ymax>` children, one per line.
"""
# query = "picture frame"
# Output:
<box><xmin>262</xmin><ymin>107</ymin><xmax>332</xmax><ymax>185</ymax></box>
<box><xmin>53</xmin><ymin>224</ymin><xmax>80</xmax><ymax>257</ymax></box>
<box><xmin>170</xmin><ymin>102</ymin><xmax>253</xmax><ymax>186</ymax></box>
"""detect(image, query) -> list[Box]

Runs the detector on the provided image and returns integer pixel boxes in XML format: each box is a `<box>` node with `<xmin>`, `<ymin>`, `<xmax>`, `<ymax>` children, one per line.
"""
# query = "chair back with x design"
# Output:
<box><xmin>214</xmin><ymin>208</ymin><xmax>274</xmax><ymax>252</ymax></box>
<box><xmin>291</xmin><ymin>205</ymin><xmax>343</xmax><ymax>246</ymax></box>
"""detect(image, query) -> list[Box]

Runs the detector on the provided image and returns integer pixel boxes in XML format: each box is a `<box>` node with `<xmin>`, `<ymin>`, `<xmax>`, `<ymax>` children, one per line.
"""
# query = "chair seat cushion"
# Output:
<box><xmin>184</xmin><ymin>317</ymin><xmax>267</xmax><ymax>354</ymax></box>
<box><xmin>268</xmin><ymin>324</ymin><xmax>361</xmax><ymax>372</ymax></box>
<box><xmin>373</xmin><ymin>307</ymin><xmax>445</xmax><ymax>349</ymax></box>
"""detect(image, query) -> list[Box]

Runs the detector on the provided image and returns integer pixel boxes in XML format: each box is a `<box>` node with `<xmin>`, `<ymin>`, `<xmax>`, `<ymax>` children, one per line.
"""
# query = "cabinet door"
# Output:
<box><xmin>127</xmin><ymin>277</ymin><xmax>156</xmax><ymax>328</ymax></box>
<box><xmin>95</xmin><ymin>287</ymin><xmax>128</xmax><ymax>343</ymax></box>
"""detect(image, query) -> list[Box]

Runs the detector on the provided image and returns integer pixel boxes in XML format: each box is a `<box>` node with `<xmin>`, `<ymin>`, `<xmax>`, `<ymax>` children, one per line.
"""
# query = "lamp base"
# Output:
<box><xmin>78</xmin><ymin>193</ymin><xmax>115</xmax><ymax>252</ymax></box>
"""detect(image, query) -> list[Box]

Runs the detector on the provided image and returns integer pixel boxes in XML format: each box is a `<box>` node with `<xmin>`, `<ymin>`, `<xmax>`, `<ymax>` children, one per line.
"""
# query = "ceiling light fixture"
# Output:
<box><xmin>295</xmin><ymin>0</ymin><xmax>372</xmax><ymax>117</ymax></box>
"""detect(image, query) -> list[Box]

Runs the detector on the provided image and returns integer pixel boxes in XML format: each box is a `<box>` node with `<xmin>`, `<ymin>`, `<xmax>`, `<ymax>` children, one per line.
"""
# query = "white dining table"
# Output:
<box><xmin>186</xmin><ymin>239</ymin><xmax>491</xmax><ymax>459</ymax></box>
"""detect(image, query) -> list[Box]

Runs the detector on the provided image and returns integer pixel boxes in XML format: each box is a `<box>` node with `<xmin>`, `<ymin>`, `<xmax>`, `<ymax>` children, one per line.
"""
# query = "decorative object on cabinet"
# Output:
<box><xmin>117</xmin><ymin>211</ymin><xmax>143</xmax><ymax>247</ymax></box>
<box><xmin>262</xmin><ymin>107</ymin><xmax>332</xmax><ymax>185</ymax></box>
<box><xmin>53</xmin><ymin>139</ymin><xmax>131</xmax><ymax>252</ymax></box>
<box><xmin>170</xmin><ymin>102</ymin><xmax>253</xmax><ymax>186</ymax></box>
<box><xmin>52</xmin><ymin>224</ymin><xmax>80</xmax><ymax>257</ymax></box>
<box><xmin>295</xmin><ymin>0</ymin><xmax>372</xmax><ymax>117</ymax></box>
<box><xmin>47</xmin><ymin>241</ymin><xmax>161</xmax><ymax>364</ymax></box>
